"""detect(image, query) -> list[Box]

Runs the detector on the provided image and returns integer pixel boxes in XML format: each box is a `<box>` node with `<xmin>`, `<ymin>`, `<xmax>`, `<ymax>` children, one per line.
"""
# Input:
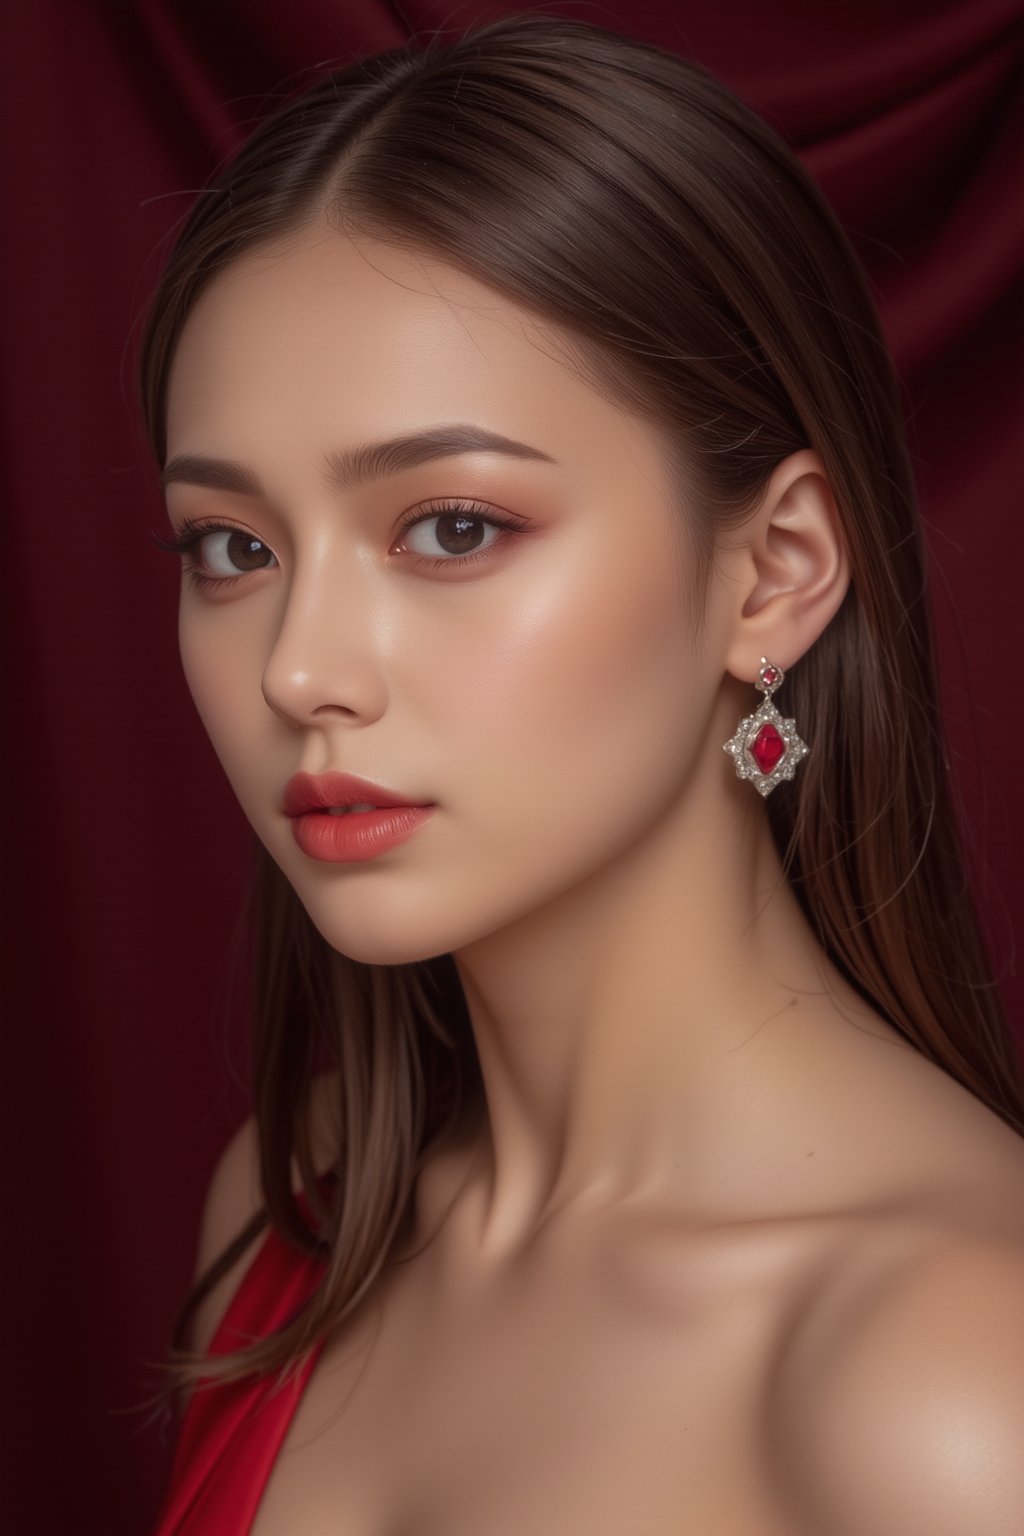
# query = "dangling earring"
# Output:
<box><xmin>722</xmin><ymin>657</ymin><xmax>809</xmax><ymax>798</ymax></box>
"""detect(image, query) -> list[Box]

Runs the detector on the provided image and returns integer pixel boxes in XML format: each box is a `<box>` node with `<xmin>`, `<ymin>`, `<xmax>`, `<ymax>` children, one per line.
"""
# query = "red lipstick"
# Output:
<box><xmin>283</xmin><ymin>772</ymin><xmax>435</xmax><ymax>863</ymax></box>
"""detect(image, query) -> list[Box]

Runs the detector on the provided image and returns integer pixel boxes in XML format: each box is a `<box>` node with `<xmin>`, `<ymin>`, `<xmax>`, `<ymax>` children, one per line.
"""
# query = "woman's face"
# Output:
<box><xmin>163</xmin><ymin>225</ymin><xmax>731</xmax><ymax>964</ymax></box>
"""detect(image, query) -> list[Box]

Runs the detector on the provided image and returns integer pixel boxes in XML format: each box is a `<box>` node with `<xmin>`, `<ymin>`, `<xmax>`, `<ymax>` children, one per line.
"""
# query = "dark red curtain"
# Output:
<box><xmin>2</xmin><ymin>1</ymin><xmax>1020</xmax><ymax>1529</ymax></box>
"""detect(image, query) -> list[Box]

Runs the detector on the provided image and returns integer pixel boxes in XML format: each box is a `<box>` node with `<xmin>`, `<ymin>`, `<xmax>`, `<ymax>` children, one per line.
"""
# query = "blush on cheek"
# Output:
<box><xmin>490</xmin><ymin>560</ymin><xmax>686</xmax><ymax>738</ymax></box>
<box><xmin>180</xmin><ymin>641</ymin><xmax>221</xmax><ymax>731</ymax></box>
<box><xmin>178</xmin><ymin>641</ymin><xmax>248</xmax><ymax>781</ymax></box>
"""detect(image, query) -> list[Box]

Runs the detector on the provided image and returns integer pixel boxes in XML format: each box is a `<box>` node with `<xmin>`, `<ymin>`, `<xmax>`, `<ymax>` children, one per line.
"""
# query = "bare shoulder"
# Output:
<box><xmin>188</xmin><ymin>1069</ymin><xmax>341</xmax><ymax>1357</ymax></box>
<box><xmin>773</xmin><ymin>1211</ymin><xmax>1024</xmax><ymax>1535</ymax></box>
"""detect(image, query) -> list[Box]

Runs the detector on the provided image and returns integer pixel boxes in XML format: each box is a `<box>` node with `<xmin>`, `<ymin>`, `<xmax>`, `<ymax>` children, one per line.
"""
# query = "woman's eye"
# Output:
<box><xmin>199</xmin><ymin>528</ymin><xmax>277</xmax><ymax>577</ymax></box>
<box><xmin>151</xmin><ymin>519</ymin><xmax>278</xmax><ymax>589</ymax></box>
<box><xmin>398</xmin><ymin>508</ymin><xmax>503</xmax><ymax>561</ymax></box>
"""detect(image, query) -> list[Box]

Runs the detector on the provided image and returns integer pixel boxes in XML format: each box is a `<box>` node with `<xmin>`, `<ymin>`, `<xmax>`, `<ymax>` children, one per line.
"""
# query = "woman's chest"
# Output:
<box><xmin>248</xmin><ymin>1217</ymin><xmax>842</xmax><ymax>1536</ymax></box>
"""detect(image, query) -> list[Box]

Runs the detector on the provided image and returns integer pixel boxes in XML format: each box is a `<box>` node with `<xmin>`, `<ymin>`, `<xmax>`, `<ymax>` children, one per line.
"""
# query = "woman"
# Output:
<box><xmin>144</xmin><ymin>13</ymin><xmax>1024</xmax><ymax>1533</ymax></box>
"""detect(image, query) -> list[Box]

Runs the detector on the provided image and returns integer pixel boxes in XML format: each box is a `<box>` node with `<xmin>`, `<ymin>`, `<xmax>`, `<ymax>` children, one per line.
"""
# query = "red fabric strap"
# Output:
<box><xmin>152</xmin><ymin>1186</ymin><xmax>332</xmax><ymax>1534</ymax></box>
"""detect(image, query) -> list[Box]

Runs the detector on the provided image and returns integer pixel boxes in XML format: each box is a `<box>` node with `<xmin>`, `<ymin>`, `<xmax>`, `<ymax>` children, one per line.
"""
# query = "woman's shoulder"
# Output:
<box><xmin>188</xmin><ymin>1070</ymin><xmax>341</xmax><ymax>1358</ymax></box>
<box><xmin>734</xmin><ymin>1019</ymin><xmax>1023</xmax><ymax>1530</ymax></box>
<box><xmin>770</xmin><ymin>1187</ymin><xmax>1024</xmax><ymax>1534</ymax></box>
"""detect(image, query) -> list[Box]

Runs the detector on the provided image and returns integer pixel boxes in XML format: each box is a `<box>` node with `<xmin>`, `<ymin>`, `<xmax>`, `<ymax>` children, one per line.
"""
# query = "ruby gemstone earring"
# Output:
<box><xmin>722</xmin><ymin>657</ymin><xmax>809</xmax><ymax>798</ymax></box>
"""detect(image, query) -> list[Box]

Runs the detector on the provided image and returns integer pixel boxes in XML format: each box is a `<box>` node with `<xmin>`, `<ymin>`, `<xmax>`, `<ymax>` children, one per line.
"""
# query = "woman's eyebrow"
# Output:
<box><xmin>159</xmin><ymin>424</ymin><xmax>557</xmax><ymax>495</ymax></box>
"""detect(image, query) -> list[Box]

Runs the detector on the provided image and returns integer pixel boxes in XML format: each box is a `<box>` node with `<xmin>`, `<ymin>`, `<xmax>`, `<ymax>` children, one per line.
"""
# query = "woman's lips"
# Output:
<box><xmin>289</xmin><ymin>804</ymin><xmax>435</xmax><ymax>862</ymax></box>
<box><xmin>282</xmin><ymin>769</ymin><xmax>433</xmax><ymax>817</ymax></box>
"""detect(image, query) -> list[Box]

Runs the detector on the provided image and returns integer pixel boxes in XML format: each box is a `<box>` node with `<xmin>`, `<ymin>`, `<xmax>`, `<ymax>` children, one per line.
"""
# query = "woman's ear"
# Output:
<box><xmin>719</xmin><ymin>449</ymin><xmax>851</xmax><ymax>681</ymax></box>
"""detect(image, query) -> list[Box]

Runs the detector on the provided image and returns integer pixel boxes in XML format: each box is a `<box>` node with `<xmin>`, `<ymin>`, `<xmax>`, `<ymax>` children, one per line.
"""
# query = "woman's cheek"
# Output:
<box><xmin>179</xmin><ymin>614</ymin><xmax>261</xmax><ymax>771</ymax></box>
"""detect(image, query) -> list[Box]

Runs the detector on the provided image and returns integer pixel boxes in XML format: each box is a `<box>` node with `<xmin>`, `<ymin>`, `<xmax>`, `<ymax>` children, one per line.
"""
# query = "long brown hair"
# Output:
<box><xmin>137</xmin><ymin>12</ymin><xmax>1023</xmax><ymax>1400</ymax></box>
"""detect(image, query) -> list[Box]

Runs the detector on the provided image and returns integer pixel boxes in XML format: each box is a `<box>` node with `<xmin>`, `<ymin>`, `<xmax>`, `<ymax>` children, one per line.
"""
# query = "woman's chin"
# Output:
<box><xmin>295</xmin><ymin>899</ymin><xmax>471</xmax><ymax>967</ymax></box>
<box><xmin>321</xmin><ymin>930</ymin><xmax>454</xmax><ymax>967</ymax></box>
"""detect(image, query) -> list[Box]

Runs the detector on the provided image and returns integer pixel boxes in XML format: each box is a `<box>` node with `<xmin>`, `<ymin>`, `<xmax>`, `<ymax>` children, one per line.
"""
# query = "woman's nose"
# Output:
<box><xmin>259</xmin><ymin>558</ymin><xmax>389</xmax><ymax>728</ymax></box>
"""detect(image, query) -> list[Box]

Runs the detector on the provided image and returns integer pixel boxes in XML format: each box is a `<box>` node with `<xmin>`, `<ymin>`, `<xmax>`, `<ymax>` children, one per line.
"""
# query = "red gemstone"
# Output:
<box><xmin>751</xmin><ymin>722</ymin><xmax>785</xmax><ymax>774</ymax></box>
<box><xmin>762</xmin><ymin>666</ymin><xmax>778</xmax><ymax>686</ymax></box>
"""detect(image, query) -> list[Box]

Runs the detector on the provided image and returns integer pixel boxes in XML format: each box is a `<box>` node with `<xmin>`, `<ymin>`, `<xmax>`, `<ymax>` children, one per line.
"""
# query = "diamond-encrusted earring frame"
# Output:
<box><xmin>722</xmin><ymin>657</ymin><xmax>809</xmax><ymax>798</ymax></box>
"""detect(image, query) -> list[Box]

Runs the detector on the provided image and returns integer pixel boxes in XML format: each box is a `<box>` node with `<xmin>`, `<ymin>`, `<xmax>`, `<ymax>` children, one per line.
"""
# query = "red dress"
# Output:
<box><xmin>151</xmin><ymin>1178</ymin><xmax>334</xmax><ymax>1533</ymax></box>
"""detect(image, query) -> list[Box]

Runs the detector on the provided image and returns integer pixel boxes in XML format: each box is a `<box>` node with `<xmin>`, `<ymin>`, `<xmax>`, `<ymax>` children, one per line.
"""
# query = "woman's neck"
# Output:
<box><xmin>445</xmin><ymin>745</ymin><xmax>892</xmax><ymax>1265</ymax></box>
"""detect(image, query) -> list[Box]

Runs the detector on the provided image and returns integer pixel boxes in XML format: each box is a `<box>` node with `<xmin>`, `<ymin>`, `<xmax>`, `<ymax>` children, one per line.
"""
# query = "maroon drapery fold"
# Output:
<box><xmin>1</xmin><ymin>2</ymin><xmax>1020</xmax><ymax>1529</ymax></box>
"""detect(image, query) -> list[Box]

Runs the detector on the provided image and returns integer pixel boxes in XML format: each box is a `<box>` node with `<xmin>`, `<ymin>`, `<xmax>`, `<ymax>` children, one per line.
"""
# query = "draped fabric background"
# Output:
<box><xmin>1</xmin><ymin>0</ymin><xmax>1020</xmax><ymax>1528</ymax></box>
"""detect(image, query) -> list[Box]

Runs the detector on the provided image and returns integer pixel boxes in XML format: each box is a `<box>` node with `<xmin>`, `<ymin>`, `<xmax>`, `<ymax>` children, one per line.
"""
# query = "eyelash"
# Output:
<box><xmin>152</xmin><ymin>499</ymin><xmax>528</xmax><ymax>591</ymax></box>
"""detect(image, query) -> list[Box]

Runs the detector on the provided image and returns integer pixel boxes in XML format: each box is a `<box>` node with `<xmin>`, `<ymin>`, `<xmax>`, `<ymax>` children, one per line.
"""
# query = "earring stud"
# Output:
<box><xmin>722</xmin><ymin>657</ymin><xmax>809</xmax><ymax>797</ymax></box>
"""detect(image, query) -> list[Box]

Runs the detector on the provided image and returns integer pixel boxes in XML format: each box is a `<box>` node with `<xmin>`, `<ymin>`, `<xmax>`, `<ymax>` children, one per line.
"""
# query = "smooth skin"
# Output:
<box><xmin>165</xmin><ymin>223</ymin><xmax>1024</xmax><ymax>1535</ymax></box>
